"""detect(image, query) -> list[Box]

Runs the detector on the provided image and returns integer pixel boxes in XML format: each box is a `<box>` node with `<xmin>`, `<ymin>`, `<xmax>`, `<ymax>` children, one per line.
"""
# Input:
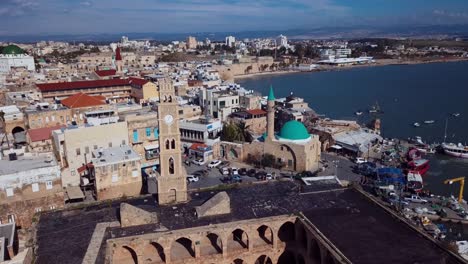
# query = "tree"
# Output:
<box><xmin>220</xmin><ymin>122</ymin><xmax>253</xmax><ymax>143</ymax></box>
<box><xmin>237</xmin><ymin>122</ymin><xmax>253</xmax><ymax>143</ymax></box>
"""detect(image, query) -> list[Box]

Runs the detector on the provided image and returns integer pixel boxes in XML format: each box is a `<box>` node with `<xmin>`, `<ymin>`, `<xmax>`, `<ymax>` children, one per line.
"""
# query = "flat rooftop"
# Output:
<box><xmin>0</xmin><ymin>154</ymin><xmax>57</xmax><ymax>175</ymax></box>
<box><xmin>91</xmin><ymin>145</ymin><xmax>140</xmax><ymax>166</ymax></box>
<box><xmin>35</xmin><ymin>182</ymin><xmax>462</xmax><ymax>264</ymax></box>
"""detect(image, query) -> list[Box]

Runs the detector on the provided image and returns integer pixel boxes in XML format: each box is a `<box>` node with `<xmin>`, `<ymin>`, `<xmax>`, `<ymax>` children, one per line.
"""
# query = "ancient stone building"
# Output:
<box><xmin>156</xmin><ymin>78</ymin><xmax>187</xmax><ymax>204</ymax></box>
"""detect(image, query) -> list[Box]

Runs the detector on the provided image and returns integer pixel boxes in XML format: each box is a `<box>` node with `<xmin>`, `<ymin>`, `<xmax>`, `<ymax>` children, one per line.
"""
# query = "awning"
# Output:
<box><xmin>144</xmin><ymin>144</ymin><xmax>159</xmax><ymax>150</ymax></box>
<box><xmin>331</xmin><ymin>145</ymin><xmax>343</xmax><ymax>150</ymax></box>
<box><xmin>66</xmin><ymin>186</ymin><xmax>85</xmax><ymax>200</ymax></box>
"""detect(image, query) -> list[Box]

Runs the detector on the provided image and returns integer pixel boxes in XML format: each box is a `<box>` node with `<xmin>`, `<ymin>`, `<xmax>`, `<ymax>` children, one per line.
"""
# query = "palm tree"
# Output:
<box><xmin>237</xmin><ymin>122</ymin><xmax>253</xmax><ymax>143</ymax></box>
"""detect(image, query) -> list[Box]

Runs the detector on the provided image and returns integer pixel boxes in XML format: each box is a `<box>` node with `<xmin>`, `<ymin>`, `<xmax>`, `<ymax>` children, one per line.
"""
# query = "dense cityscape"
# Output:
<box><xmin>2</xmin><ymin>1</ymin><xmax>468</xmax><ymax>264</ymax></box>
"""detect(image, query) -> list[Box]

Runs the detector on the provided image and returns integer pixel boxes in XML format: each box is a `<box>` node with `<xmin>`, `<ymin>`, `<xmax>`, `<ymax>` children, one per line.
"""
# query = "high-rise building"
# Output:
<box><xmin>156</xmin><ymin>78</ymin><xmax>188</xmax><ymax>204</ymax></box>
<box><xmin>276</xmin><ymin>34</ymin><xmax>288</xmax><ymax>48</ymax></box>
<box><xmin>225</xmin><ymin>36</ymin><xmax>236</xmax><ymax>47</ymax></box>
<box><xmin>186</xmin><ymin>36</ymin><xmax>197</xmax><ymax>49</ymax></box>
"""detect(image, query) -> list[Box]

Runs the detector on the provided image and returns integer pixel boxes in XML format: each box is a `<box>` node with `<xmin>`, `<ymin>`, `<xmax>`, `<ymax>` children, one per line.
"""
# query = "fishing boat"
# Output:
<box><xmin>406</xmin><ymin>171</ymin><xmax>423</xmax><ymax>193</ymax></box>
<box><xmin>441</xmin><ymin>143</ymin><xmax>468</xmax><ymax>159</ymax></box>
<box><xmin>413</xmin><ymin>122</ymin><xmax>421</xmax><ymax>127</ymax></box>
<box><xmin>424</xmin><ymin>120</ymin><xmax>435</xmax><ymax>124</ymax></box>
<box><xmin>407</xmin><ymin>159</ymin><xmax>430</xmax><ymax>175</ymax></box>
<box><xmin>452</xmin><ymin>113</ymin><xmax>461</xmax><ymax>117</ymax></box>
<box><xmin>355</xmin><ymin>111</ymin><xmax>363</xmax><ymax>116</ymax></box>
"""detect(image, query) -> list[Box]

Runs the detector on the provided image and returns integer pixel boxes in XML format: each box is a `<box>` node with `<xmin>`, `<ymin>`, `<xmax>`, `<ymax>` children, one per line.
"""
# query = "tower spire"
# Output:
<box><xmin>266</xmin><ymin>85</ymin><xmax>275</xmax><ymax>141</ymax></box>
<box><xmin>267</xmin><ymin>85</ymin><xmax>275</xmax><ymax>101</ymax></box>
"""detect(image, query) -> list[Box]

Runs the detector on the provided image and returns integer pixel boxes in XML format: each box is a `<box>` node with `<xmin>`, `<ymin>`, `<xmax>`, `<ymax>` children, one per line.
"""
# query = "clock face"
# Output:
<box><xmin>164</xmin><ymin>114</ymin><xmax>174</xmax><ymax>124</ymax></box>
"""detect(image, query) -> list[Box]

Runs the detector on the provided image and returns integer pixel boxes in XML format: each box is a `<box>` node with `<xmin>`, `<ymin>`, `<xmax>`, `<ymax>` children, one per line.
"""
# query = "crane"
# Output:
<box><xmin>444</xmin><ymin>177</ymin><xmax>465</xmax><ymax>203</ymax></box>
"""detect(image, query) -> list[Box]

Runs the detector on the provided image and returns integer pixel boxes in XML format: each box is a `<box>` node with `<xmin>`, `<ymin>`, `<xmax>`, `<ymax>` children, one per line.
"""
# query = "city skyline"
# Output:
<box><xmin>1</xmin><ymin>0</ymin><xmax>468</xmax><ymax>36</ymax></box>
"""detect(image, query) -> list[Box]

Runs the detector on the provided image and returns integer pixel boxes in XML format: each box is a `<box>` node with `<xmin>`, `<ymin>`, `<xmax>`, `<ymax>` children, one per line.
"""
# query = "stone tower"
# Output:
<box><xmin>115</xmin><ymin>47</ymin><xmax>123</xmax><ymax>74</ymax></box>
<box><xmin>266</xmin><ymin>85</ymin><xmax>276</xmax><ymax>142</ymax></box>
<box><xmin>157</xmin><ymin>78</ymin><xmax>188</xmax><ymax>204</ymax></box>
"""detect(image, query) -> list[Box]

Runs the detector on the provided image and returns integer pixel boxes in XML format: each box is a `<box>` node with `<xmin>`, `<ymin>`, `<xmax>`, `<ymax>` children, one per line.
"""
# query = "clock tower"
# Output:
<box><xmin>156</xmin><ymin>78</ymin><xmax>187</xmax><ymax>204</ymax></box>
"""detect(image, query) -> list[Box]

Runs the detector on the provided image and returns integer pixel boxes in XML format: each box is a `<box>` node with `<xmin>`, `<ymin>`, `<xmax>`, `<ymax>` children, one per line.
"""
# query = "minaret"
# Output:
<box><xmin>266</xmin><ymin>85</ymin><xmax>275</xmax><ymax>141</ymax></box>
<box><xmin>156</xmin><ymin>78</ymin><xmax>188</xmax><ymax>204</ymax></box>
<box><xmin>115</xmin><ymin>47</ymin><xmax>123</xmax><ymax>74</ymax></box>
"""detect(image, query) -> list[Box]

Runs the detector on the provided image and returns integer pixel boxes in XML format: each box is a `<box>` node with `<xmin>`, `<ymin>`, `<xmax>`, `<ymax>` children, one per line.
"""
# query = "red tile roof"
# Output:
<box><xmin>129</xmin><ymin>77</ymin><xmax>149</xmax><ymax>87</ymax></box>
<box><xmin>115</xmin><ymin>47</ymin><xmax>122</xmax><ymax>61</ymax></box>
<box><xmin>27</xmin><ymin>125</ymin><xmax>64</xmax><ymax>142</ymax></box>
<box><xmin>77</xmin><ymin>163</ymin><xmax>94</xmax><ymax>174</ymax></box>
<box><xmin>189</xmin><ymin>143</ymin><xmax>209</xmax><ymax>151</ymax></box>
<box><xmin>247</xmin><ymin>109</ymin><xmax>267</xmax><ymax>115</ymax></box>
<box><xmin>36</xmin><ymin>79</ymin><xmax>130</xmax><ymax>92</ymax></box>
<box><xmin>95</xmin><ymin>69</ymin><xmax>117</xmax><ymax>77</ymax></box>
<box><xmin>61</xmin><ymin>93</ymin><xmax>106</xmax><ymax>109</ymax></box>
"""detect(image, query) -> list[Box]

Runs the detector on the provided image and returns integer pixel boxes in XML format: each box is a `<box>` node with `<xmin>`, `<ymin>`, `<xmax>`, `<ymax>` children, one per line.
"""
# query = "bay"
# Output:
<box><xmin>237</xmin><ymin>61</ymin><xmax>468</xmax><ymax>197</ymax></box>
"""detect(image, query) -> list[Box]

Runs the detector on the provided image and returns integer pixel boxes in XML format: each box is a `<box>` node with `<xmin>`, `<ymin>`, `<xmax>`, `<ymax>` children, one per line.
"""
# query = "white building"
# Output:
<box><xmin>0</xmin><ymin>45</ymin><xmax>35</xmax><ymax>73</ymax></box>
<box><xmin>225</xmin><ymin>36</ymin><xmax>236</xmax><ymax>47</ymax></box>
<box><xmin>320</xmin><ymin>48</ymin><xmax>352</xmax><ymax>60</ymax></box>
<box><xmin>276</xmin><ymin>35</ymin><xmax>288</xmax><ymax>48</ymax></box>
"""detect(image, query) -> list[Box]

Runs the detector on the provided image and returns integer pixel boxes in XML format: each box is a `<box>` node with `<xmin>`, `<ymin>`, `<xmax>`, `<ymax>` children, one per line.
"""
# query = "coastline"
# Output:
<box><xmin>234</xmin><ymin>57</ymin><xmax>468</xmax><ymax>80</ymax></box>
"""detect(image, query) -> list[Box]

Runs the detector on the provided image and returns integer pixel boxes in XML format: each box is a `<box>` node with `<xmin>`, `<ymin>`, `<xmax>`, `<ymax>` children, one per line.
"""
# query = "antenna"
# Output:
<box><xmin>444</xmin><ymin>117</ymin><xmax>448</xmax><ymax>143</ymax></box>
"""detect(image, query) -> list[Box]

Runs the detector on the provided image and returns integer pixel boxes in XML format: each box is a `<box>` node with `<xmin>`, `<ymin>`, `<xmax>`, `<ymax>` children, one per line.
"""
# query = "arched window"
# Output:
<box><xmin>169</xmin><ymin>157</ymin><xmax>174</xmax><ymax>174</ymax></box>
<box><xmin>168</xmin><ymin>96</ymin><xmax>173</xmax><ymax>102</ymax></box>
<box><xmin>163</xmin><ymin>95</ymin><xmax>167</xmax><ymax>103</ymax></box>
<box><xmin>171</xmin><ymin>139</ymin><xmax>176</xmax><ymax>149</ymax></box>
<box><xmin>165</xmin><ymin>139</ymin><xmax>170</xmax><ymax>150</ymax></box>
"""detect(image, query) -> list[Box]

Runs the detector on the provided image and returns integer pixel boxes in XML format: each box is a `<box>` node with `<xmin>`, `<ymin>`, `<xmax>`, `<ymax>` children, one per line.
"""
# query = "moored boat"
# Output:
<box><xmin>413</xmin><ymin>122</ymin><xmax>421</xmax><ymax>127</ymax></box>
<box><xmin>452</xmin><ymin>113</ymin><xmax>461</xmax><ymax>117</ymax></box>
<box><xmin>424</xmin><ymin>120</ymin><xmax>435</xmax><ymax>124</ymax></box>
<box><xmin>407</xmin><ymin>158</ymin><xmax>430</xmax><ymax>175</ymax></box>
<box><xmin>441</xmin><ymin>143</ymin><xmax>468</xmax><ymax>159</ymax></box>
<box><xmin>355</xmin><ymin>111</ymin><xmax>363</xmax><ymax>116</ymax></box>
<box><xmin>407</xmin><ymin>171</ymin><xmax>423</xmax><ymax>193</ymax></box>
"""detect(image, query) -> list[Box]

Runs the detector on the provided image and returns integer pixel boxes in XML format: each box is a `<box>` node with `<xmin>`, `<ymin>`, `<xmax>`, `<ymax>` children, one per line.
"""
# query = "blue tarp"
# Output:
<box><xmin>377</xmin><ymin>167</ymin><xmax>406</xmax><ymax>184</ymax></box>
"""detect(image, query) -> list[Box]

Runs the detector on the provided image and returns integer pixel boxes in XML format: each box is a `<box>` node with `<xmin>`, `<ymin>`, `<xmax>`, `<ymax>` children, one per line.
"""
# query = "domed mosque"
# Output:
<box><xmin>0</xmin><ymin>44</ymin><xmax>35</xmax><ymax>73</ymax></box>
<box><xmin>224</xmin><ymin>86</ymin><xmax>321</xmax><ymax>172</ymax></box>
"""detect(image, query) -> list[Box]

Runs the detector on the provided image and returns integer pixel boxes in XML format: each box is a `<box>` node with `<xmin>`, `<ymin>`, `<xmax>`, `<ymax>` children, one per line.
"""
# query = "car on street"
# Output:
<box><xmin>231</xmin><ymin>175</ymin><xmax>242</xmax><ymax>183</ymax></box>
<box><xmin>404</xmin><ymin>195</ymin><xmax>428</xmax><ymax>203</ymax></box>
<box><xmin>265</xmin><ymin>173</ymin><xmax>273</xmax><ymax>180</ymax></box>
<box><xmin>231</xmin><ymin>167</ymin><xmax>239</xmax><ymax>175</ymax></box>
<box><xmin>186</xmin><ymin>175</ymin><xmax>199</xmax><ymax>183</ymax></box>
<box><xmin>220</xmin><ymin>167</ymin><xmax>230</xmax><ymax>175</ymax></box>
<box><xmin>255</xmin><ymin>171</ymin><xmax>266</xmax><ymax>180</ymax></box>
<box><xmin>355</xmin><ymin>157</ymin><xmax>367</xmax><ymax>164</ymax></box>
<box><xmin>388</xmin><ymin>197</ymin><xmax>409</xmax><ymax>207</ymax></box>
<box><xmin>238</xmin><ymin>168</ymin><xmax>248</xmax><ymax>176</ymax></box>
<box><xmin>247</xmin><ymin>169</ymin><xmax>256</xmax><ymax>177</ymax></box>
<box><xmin>192</xmin><ymin>159</ymin><xmax>206</xmax><ymax>166</ymax></box>
<box><xmin>207</xmin><ymin>160</ymin><xmax>222</xmax><ymax>168</ymax></box>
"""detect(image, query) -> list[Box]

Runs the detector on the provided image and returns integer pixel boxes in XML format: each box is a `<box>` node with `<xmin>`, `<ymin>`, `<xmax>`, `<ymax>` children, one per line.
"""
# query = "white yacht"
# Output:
<box><xmin>441</xmin><ymin>143</ymin><xmax>468</xmax><ymax>159</ymax></box>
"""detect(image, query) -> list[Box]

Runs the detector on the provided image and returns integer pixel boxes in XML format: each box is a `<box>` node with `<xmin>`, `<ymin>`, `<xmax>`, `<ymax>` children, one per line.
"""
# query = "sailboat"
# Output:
<box><xmin>441</xmin><ymin>118</ymin><xmax>468</xmax><ymax>159</ymax></box>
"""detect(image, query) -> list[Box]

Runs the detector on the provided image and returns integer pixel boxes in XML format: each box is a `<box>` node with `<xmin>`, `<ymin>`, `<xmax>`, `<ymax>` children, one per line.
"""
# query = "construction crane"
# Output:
<box><xmin>444</xmin><ymin>177</ymin><xmax>465</xmax><ymax>202</ymax></box>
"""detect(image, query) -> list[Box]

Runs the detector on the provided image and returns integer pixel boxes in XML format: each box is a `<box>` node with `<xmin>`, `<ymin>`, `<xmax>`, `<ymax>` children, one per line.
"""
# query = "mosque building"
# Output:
<box><xmin>0</xmin><ymin>45</ymin><xmax>36</xmax><ymax>73</ymax></box>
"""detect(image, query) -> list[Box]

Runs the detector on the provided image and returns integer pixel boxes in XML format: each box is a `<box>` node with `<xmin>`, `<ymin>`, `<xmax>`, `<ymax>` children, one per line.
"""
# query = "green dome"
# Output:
<box><xmin>2</xmin><ymin>45</ymin><xmax>24</xmax><ymax>55</ymax></box>
<box><xmin>278</xmin><ymin>120</ymin><xmax>310</xmax><ymax>140</ymax></box>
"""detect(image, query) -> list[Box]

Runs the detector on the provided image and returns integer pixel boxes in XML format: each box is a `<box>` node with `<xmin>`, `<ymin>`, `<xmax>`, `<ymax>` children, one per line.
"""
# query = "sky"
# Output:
<box><xmin>1</xmin><ymin>0</ymin><xmax>468</xmax><ymax>36</ymax></box>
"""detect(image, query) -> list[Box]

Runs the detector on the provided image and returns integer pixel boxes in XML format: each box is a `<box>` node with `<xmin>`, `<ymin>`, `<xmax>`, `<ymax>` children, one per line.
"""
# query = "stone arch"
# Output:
<box><xmin>296</xmin><ymin>222</ymin><xmax>307</xmax><ymax>249</ymax></box>
<box><xmin>141</xmin><ymin>242</ymin><xmax>165</xmax><ymax>263</ymax></box>
<box><xmin>297</xmin><ymin>254</ymin><xmax>306</xmax><ymax>264</ymax></box>
<box><xmin>200</xmin><ymin>232</ymin><xmax>223</xmax><ymax>256</ymax></box>
<box><xmin>308</xmin><ymin>239</ymin><xmax>321</xmax><ymax>264</ymax></box>
<box><xmin>168</xmin><ymin>96</ymin><xmax>173</xmax><ymax>102</ymax></box>
<box><xmin>171</xmin><ymin>139</ymin><xmax>176</xmax><ymax>149</ymax></box>
<box><xmin>277</xmin><ymin>250</ymin><xmax>295</xmax><ymax>264</ymax></box>
<box><xmin>278</xmin><ymin>221</ymin><xmax>295</xmax><ymax>242</ymax></box>
<box><xmin>170</xmin><ymin>237</ymin><xmax>195</xmax><ymax>261</ymax></box>
<box><xmin>229</xmin><ymin>148</ymin><xmax>238</xmax><ymax>159</ymax></box>
<box><xmin>254</xmin><ymin>255</ymin><xmax>273</xmax><ymax>264</ymax></box>
<box><xmin>168</xmin><ymin>157</ymin><xmax>174</xmax><ymax>174</ymax></box>
<box><xmin>280</xmin><ymin>144</ymin><xmax>297</xmax><ymax>171</ymax></box>
<box><xmin>113</xmin><ymin>245</ymin><xmax>138</xmax><ymax>264</ymax></box>
<box><xmin>12</xmin><ymin>126</ymin><xmax>25</xmax><ymax>135</ymax></box>
<box><xmin>228</xmin><ymin>228</ymin><xmax>249</xmax><ymax>250</ymax></box>
<box><xmin>256</xmin><ymin>225</ymin><xmax>274</xmax><ymax>246</ymax></box>
<box><xmin>232</xmin><ymin>259</ymin><xmax>244</xmax><ymax>264</ymax></box>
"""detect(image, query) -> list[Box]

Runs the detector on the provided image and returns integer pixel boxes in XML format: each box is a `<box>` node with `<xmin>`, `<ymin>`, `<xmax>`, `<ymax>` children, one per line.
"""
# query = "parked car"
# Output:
<box><xmin>404</xmin><ymin>195</ymin><xmax>428</xmax><ymax>203</ymax></box>
<box><xmin>388</xmin><ymin>197</ymin><xmax>409</xmax><ymax>207</ymax></box>
<box><xmin>265</xmin><ymin>173</ymin><xmax>273</xmax><ymax>180</ymax></box>
<box><xmin>231</xmin><ymin>167</ymin><xmax>239</xmax><ymax>175</ymax></box>
<box><xmin>231</xmin><ymin>175</ymin><xmax>242</xmax><ymax>183</ymax></box>
<box><xmin>247</xmin><ymin>169</ymin><xmax>256</xmax><ymax>177</ymax></box>
<box><xmin>355</xmin><ymin>157</ymin><xmax>367</xmax><ymax>164</ymax></box>
<box><xmin>221</xmin><ymin>167</ymin><xmax>230</xmax><ymax>175</ymax></box>
<box><xmin>207</xmin><ymin>160</ymin><xmax>222</xmax><ymax>168</ymax></box>
<box><xmin>192</xmin><ymin>159</ymin><xmax>206</xmax><ymax>166</ymax></box>
<box><xmin>255</xmin><ymin>171</ymin><xmax>267</xmax><ymax>180</ymax></box>
<box><xmin>186</xmin><ymin>175</ymin><xmax>199</xmax><ymax>183</ymax></box>
<box><xmin>238</xmin><ymin>168</ymin><xmax>248</xmax><ymax>176</ymax></box>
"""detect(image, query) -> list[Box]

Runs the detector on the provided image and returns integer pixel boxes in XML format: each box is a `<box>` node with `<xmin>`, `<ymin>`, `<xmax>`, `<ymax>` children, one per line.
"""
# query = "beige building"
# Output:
<box><xmin>0</xmin><ymin>105</ymin><xmax>25</xmax><ymax>136</ymax></box>
<box><xmin>26</xmin><ymin>125</ymin><xmax>64</xmax><ymax>153</ymax></box>
<box><xmin>52</xmin><ymin>122</ymin><xmax>129</xmax><ymax>187</ymax></box>
<box><xmin>239</xmin><ymin>94</ymin><xmax>262</xmax><ymax>110</ymax></box>
<box><xmin>186</xmin><ymin>36</ymin><xmax>197</xmax><ymax>49</ymax></box>
<box><xmin>129</xmin><ymin>78</ymin><xmax>159</xmax><ymax>103</ymax></box>
<box><xmin>229</xmin><ymin>109</ymin><xmax>267</xmax><ymax>135</ymax></box>
<box><xmin>0</xmin><ymin>153</ymin><xmax>63</xmax><ymax>228</ymax></box>
<box><xmin>91</xmin><ymin>146</ymin><xmax>142</xmax><ymax>201</ymax></box>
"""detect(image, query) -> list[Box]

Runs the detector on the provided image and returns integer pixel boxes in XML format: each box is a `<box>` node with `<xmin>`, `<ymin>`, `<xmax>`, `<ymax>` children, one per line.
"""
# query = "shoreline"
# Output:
<box><xmin>234</xmin><ymin>57</ymin><xmax>468</xmax><ymax>80</ymax></box>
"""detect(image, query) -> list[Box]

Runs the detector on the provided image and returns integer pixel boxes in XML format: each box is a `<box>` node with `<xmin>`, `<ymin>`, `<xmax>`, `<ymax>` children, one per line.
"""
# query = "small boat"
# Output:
<box><xmin>407</xmin><ymin>159</ymin><xmax>430</xmax><ymax>175</ymax></box>
<box><xmin>424</xmin><ymin>120</ymin><xmax>435</xmax><ymax>124</ymax></box>
<box><xmin>413</xmin><ymin>122</ymin><xmax>421</xmax><ymax>127</ymax></box>
<box><xmin>355</xmin><ymin>111</ymin><xmax>363</xmax><ymax>116</ymax></box>
<box><xmin>368</xmin><ymin>101</ymin><xmax>383</xmax><ymax>114</ymax></box>
<box><xmin>441</xmin><ymin>143</ymin><xmax>468</xmax><ymax>159</ymax></box>
<box><xmin>407</xmin><ymin>171</ymin><xmax>423</xmax><ymax>193</ymax></box>
<box><xmin>452</xmin><ymin>113</ymin><xmax>461</xmax><ymax>117</ymax></box>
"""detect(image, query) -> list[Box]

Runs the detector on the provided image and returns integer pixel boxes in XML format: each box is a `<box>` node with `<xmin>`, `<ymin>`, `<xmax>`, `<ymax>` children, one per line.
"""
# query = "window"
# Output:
<box><xmin>76</xmin><ymin>148</ymin><xmax>81</xmax><ymax>156</ymax></box>
<box><xmin>122</xmin><ymin>140</ymin><xmax>126</xmax><ymax>145</ymax></box>
<box><xmin>171</xmin><ymin>139</ymin><xmax>176</xmax><ymax>149</ymax></box>
<box><xmin>112</xmin><ymin>164</ymin><xmax>118</xmax><ymax>171</ymax></box>
<box><xmin>133</xmin><ymin>129</ymin><xmax>139</xmax><ymax>142</ymax></box>
<box><xmin>132</xmin><ymin>170</ymin><xmax>139</xmax><ymax>178</ymax></box>
<box><xmin>94</xmin><ymin>145</ymin><xmax>98</xmax><ymax>150</ymax></box>
<box><xmin>32</xmin><ymin>183</ymin><xmax>39</xmax><ymax>192</ymax></box>
<box><xmin>146</xmin><ymin>128</ymin><xmax>151</xmax><ymax>137</ymax></box>
<box><xmin>46</xmin><ymin>181</ymin><xmax>53</xmax><ymax>190</ymax></box>
<box><xmin>108</xmin><ymin>142</ymin><xmax>112</xmax><ymax>148</ymax></box>
<box><xmin>131</xmin><ymin>161</ymin><xmax>136</xmax><ymax>167</ymax></box>
<box><xmin>6</xmin><ymin>188</ymin><xmax>13</xmax><ymax>197</ymax></box>
<box><xmin>8</xmin><ymin>214</ymin><xmax>15</xmax><ymax>223</ymax></box>
<box><xmin>101</xmin><ymin>166</ymin><xmax>107</xmax><ymax>173</ymax></box>
<box><xmin>112</xmin><ymin>174</ymin><xmax>119</xmax><ymax>183</ymax></box>
<box><xmin>85</xmin><ymin>146</ymin><xmax>90</xmax><ymax>154</ymax></box>
<box><xmin>153</xmin><ymin>128</ymin><xmax>159</xmax><ymax>139</ymax></box>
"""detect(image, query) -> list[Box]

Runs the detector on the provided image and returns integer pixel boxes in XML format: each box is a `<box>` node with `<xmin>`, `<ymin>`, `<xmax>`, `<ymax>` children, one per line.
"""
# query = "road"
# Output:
<box><xmin>319</xmin><ymin>153</ymin><xmax>362</xmax><ymax>182</ymax></box>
